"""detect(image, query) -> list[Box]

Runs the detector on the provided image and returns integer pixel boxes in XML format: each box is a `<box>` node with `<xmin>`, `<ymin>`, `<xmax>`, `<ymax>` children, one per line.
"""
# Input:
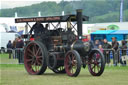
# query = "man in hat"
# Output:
<box><xmin>29</xmin><ymin>22</ymin><xmax>45</xmax><ymax>41</ymax></box>
<box><xmin>111</xmin><ymin>37</ymin><xmax>119</xmax><ymax>66</ymax></box>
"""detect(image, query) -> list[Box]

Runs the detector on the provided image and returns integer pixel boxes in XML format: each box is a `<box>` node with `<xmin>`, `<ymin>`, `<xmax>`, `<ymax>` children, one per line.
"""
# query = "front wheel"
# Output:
<box><xmin>64</xmin><ymin>50</ymin><xmax>81</xmax><ymax>77</ymax></box>
<box><xmin>88</xmin><ymin>49</ymin><xmax>105</xmax><ymax>76</ymax></box>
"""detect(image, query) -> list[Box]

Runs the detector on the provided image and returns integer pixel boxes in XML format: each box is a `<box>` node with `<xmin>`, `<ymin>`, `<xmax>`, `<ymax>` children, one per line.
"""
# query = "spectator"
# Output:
<box><xmin>111</xmin><ymin>37</ymin><xmax>119</xmax><ymax>66</ymax></box>
<box><xmin>99</xmin><ymin>39</ymin><xmax>104</xmax><ymax>45</ymax></box>
<box><xmin>16</xmin><ymin>37</ymin><xmax>24</xmax><ymax>48</ymax></box>
<box><xmin>120</xmin><ymin>40</ymin><xmax>127</xmax><ymax>66</ymax></box>
<box><xmin>94</xmin><ymin>40</ymin><xmax>100</xmax><ymax>48</ymax></box>
<box><xmin>99</xmin><ymin>45</ymin><xmax>103</xmax><ymax>53</ymax></box>
<box><xmin>7</xmin><ymin>40</ymin><xmax>12</xmax><ymax>59</ymax></box>
<box><xmin>12</xmin><ymin>38</ymin><xmax>18</xmax><ymax>59</ymax></box>
<box><xmin>87</xmin><ymin>35</ymin><xmax>94</xmax><ymax>49</ymax></box>
<box><xmin>102</xmin><ymin>39</ymin><xmax>111</xmax><ymax>65</ymax></box>
<box><xmin>16</xmin><ymin>36</ymin><xmax>24</xmax><ymax>64</ymax></box>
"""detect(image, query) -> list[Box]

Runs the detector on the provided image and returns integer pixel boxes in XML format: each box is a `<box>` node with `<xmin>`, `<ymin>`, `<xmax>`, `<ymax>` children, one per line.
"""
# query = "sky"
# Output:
<box><xmin>0</xmin><ymin>0</ymin><xmax>63</xmax><ymax>9</ymax></box>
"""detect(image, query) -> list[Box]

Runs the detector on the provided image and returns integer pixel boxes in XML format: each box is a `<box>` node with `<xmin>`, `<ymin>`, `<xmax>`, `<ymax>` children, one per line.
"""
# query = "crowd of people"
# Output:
<box><xmin>88</xmin><ymin>36</ymin><xmax>127</xmax><ymax>66</ymax></box>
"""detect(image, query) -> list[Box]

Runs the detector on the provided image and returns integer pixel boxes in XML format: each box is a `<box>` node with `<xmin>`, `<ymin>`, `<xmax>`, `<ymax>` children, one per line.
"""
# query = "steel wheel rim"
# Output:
<box><xmin>65</xmin><ymin>52</ymin><xmax>78</xmax><ymax>76</ymax></box>
<box><xmin>24</xmin><ymin>43</ymin><xmax>44</xmax><ymax>74</ymax></box>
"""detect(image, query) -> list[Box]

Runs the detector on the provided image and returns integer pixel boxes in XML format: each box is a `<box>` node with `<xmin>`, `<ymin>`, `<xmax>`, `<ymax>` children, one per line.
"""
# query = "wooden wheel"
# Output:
<box><xmin>64</xmin><ymin>50</ymin><xmax>81</xmax><ymax>77</ymax></box>
<box><xmin>88</xmin><ymin>49</ymin><xmax>105</xmax><ymax>76</ymax></box>
<box><xmin>24</xmin><ymin>41</ymin><xmax>47</xmax><ymax>75</ymax></box>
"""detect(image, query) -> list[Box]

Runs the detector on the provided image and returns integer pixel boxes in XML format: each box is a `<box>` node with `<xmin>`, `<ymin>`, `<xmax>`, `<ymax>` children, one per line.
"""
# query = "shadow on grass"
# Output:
<box><xmin>23</xmin><ymin>72</ymin><xmax>94</xmax><ymax>78</ymax></box>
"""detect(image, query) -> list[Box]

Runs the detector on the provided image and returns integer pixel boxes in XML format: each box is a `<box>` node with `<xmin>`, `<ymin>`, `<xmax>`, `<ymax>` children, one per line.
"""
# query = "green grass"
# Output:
<box><xmin>0</xmin><ymin>54</ymin><xmax>128</xmax><ymax>85</ymax></box>
<box><xmin>0</xmin><ymin>64</ymin><xmax>128</xmax><ymax>85</ymax></box>
<box><xmin>0</xmin><ymin>54</ymin><xmax>18</xmax><ymax>64</ymax></box>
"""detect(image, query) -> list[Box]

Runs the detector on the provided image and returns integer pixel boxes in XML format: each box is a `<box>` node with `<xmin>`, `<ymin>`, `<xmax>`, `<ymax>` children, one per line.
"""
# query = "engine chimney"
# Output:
<box><xmin>77</xmin><ymin>9</ymin><xmax>83</xmax><ymax>40</ymax></box>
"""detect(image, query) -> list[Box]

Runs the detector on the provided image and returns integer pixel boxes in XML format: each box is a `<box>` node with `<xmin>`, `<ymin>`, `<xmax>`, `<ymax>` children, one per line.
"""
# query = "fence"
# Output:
<box><xmin>0</xmin><ymin>48</ymin><xmax>24</xmax><ymax>64</ymax></box>
<box><xmin>0</xmin><ymin>48</ymin><xmax>128</xmax><ymax>66</ymax></box>
<box><xmin>103</xmin><ymin>49</ymin><xmax>128</xmax><ymax>66</ymax></box>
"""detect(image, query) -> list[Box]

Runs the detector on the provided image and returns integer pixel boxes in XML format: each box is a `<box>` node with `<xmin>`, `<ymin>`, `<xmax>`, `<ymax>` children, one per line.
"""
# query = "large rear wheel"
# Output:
<box><xmin>24</xmin><ymin>41</ymin><xmax>47</xmax><ymax>75</ymax></box>
<box><xmin>64</xmin><ymin>50</ymin><xmax>81</xmax><ymax>77</ymax></box>
<box><xmin>88</xmin><ymin>49</ymin><xmax>105</xmax><ymax>76</ymax></box>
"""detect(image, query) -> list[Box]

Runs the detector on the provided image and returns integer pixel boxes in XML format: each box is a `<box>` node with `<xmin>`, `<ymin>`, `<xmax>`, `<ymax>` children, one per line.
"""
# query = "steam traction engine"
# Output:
<box><xmin>15</xmin><ymin>9</ymin><xmax>105</xmax><ymax>77</ymax></box>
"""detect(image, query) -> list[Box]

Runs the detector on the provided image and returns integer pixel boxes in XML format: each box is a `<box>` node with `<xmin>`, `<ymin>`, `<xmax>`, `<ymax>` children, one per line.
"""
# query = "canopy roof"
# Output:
<box><xmin>91</xmin><ymin>30</ymin><xmax>116</xmax><ymax>34</ymax></box>
<box><xmin>15</xmin><ymin>15</ymin><xmax>89</xmax><ymax>23</ymax></box>
<box><xmin>111</xmin><ymin>30</ymin><xmax>128</xmax><ymax>34</ymax></box>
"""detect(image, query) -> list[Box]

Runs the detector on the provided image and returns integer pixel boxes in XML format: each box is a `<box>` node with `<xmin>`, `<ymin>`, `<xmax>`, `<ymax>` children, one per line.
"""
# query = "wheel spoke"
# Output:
<box><xmin>97</xmin><ymin>65</ymin><xmax>100</xmax><ymax>72</ymax></box>
<box><xmin>28</xmin><ymin>49</ymin><xmax>33</xmax><ymax>55</ymax></box>
<box><xmin>36</xmin><ymin>59</ymin><xmax>42</xmax><ymax>65</ymax></box>
<box><xmin>34</xmin><ymin>61</ymin><xmax>37</xmax><ymax>72</ymax></box>
<box><xmin>27</xmin><ymin>53</ymin><xmax>33</xmax><ymax>58</ymax></box>
<box><xmin>71</xmin><ymin>54</ymin><xmax>75</xmax><ymax>61</ymax></box>
<box><xmin>92</xmin><ymin>64</ymin><xmax>95</xmax><ymax>69</ymax></box>
<box><xmin>36</xmin><ymin>56</ymin><xmax>42</xmax><ymax>59</ymax></box>
<box><xmin>38</xmin><ymin>58</ymin><xmax>42</xmax><ymax>63</ymax></box>
<box><xmin>36</xmin><ymin>47</ymin><xmax>40</xmax><ymax>56</ymax></box>
<box><xmin>26</xmin><ymin>59</ymin><xmax>33</xmax><ymax>62</ymax></box>
<box><xmin>31</xmin><ymin>60</ymin><xmax>35</xmax><ymax>65</ymax></box>
<box><xmin>71</xmin><ymin>68</ymin><xmax>73</xmax><ymax>73</ymax></box>
<box><xmin>32</xmin><ymin>46</ymin><xmax>36</xmax><ymax>56</ymax></box>
<box><xmin>93</xmin><ymin>65</ymin><xmax>96</xmax><ymax>73</ymax></box>
<box><xmin>68</xmin><ymin>55</ymin><xmax>72</xmax><ymax>61</ymax></box>
<box><xmin>38</xmin><ymin>50</ymin><xmax>42</xmax><ymax>55</ymax></box>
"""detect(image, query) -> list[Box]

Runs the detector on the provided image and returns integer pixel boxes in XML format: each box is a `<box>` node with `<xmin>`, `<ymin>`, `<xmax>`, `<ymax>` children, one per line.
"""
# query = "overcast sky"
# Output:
<box><xmin>0</xmin><ymin>0</ymin><xmax>63</xmax><ymax>9</ymax></box>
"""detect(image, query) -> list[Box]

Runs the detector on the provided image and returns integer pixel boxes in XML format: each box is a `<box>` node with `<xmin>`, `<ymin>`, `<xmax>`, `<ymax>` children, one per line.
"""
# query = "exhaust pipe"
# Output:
<box><xmin>77</xmin><ymin>9</ymin><xmax>83</xmax><ymax>40</ymax></box>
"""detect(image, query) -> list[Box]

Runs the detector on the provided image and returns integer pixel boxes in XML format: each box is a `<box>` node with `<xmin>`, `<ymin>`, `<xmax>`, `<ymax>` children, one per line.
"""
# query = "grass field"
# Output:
<box><xmin>0</xmin><ymin>54</ymin><xmax>128</xmax><ymax>85</ymax></box>
<box><xmin>0</xmin><ymin>54</ymin><xmax>18</xmax><ymax>64</ymax></box>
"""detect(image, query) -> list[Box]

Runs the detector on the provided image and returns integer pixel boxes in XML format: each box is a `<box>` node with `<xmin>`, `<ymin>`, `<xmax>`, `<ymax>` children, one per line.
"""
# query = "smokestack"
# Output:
<box><xmin>77</xmin><ymin>9</ymin><xmax>83</xmax><ymax>40</ymax></box>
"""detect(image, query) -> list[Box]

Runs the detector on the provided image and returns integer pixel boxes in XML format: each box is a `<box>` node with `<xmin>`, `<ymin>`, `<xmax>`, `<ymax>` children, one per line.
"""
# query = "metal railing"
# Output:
<box><xmin>0</xmin><ymin>48</ymin><xmax>24</xmax><ymax>64</ymax></box>
<box><xmin>103</xmin><ymin>49</ymin><xmax>128</xmax><ymax>66</ymax></box>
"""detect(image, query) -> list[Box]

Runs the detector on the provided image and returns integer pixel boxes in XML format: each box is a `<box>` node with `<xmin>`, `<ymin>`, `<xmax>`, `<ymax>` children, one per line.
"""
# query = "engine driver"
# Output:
<box><xmin>29</xmin><ymin>22</ymin><xmax>45</xmax><ymax>41</ymax></box>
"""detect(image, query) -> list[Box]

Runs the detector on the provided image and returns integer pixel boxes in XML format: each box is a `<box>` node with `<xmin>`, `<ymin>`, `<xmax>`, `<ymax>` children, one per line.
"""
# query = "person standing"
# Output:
<box><xmin>87</xmin><ymin>35</ymin><xmax>94</xmax><ymax>49</ymax></box>
<box><xmin>94</xmin><ymin>40</ymin><xmax>100</xmax><ymax>49</ymax></box>
<box><xmin>111</xmin><ymin>37</ymin><xmax>119</xmax><ymax>66</ymax></box>
<box><xmin>99</xmin><ymin>45</ymin><xmax>103</xmax><ymax>53</ymax></box>
<box><xmin>120</xmin><ymin>40</ymin><xmax>127</xmax><ymax>66</ymax></box>
<box><xmin>12</xmin><ymin>38</ymin><xmax>18</xmax><ymax>59</ymax></box>
<box><xmin>16</xmin><ymin>36</ymin><xmax>24</xmax><ymax>64</ymax></box>
<box><xmin>102</xmin><ymin>39</ymin><xmax>111</xmax><ymax>65</ymax></box>
<box><xmin>7</xmin><ymin>40</ymin><xmax>12</xmax><ymax>59</ymax></box>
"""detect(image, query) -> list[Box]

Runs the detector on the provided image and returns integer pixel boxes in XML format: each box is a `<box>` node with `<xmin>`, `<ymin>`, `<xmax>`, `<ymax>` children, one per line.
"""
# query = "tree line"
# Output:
<box><xmin>0</xmin><ymin>0</ymin><xmax>128</xmax><ymax>23</ymax></box>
